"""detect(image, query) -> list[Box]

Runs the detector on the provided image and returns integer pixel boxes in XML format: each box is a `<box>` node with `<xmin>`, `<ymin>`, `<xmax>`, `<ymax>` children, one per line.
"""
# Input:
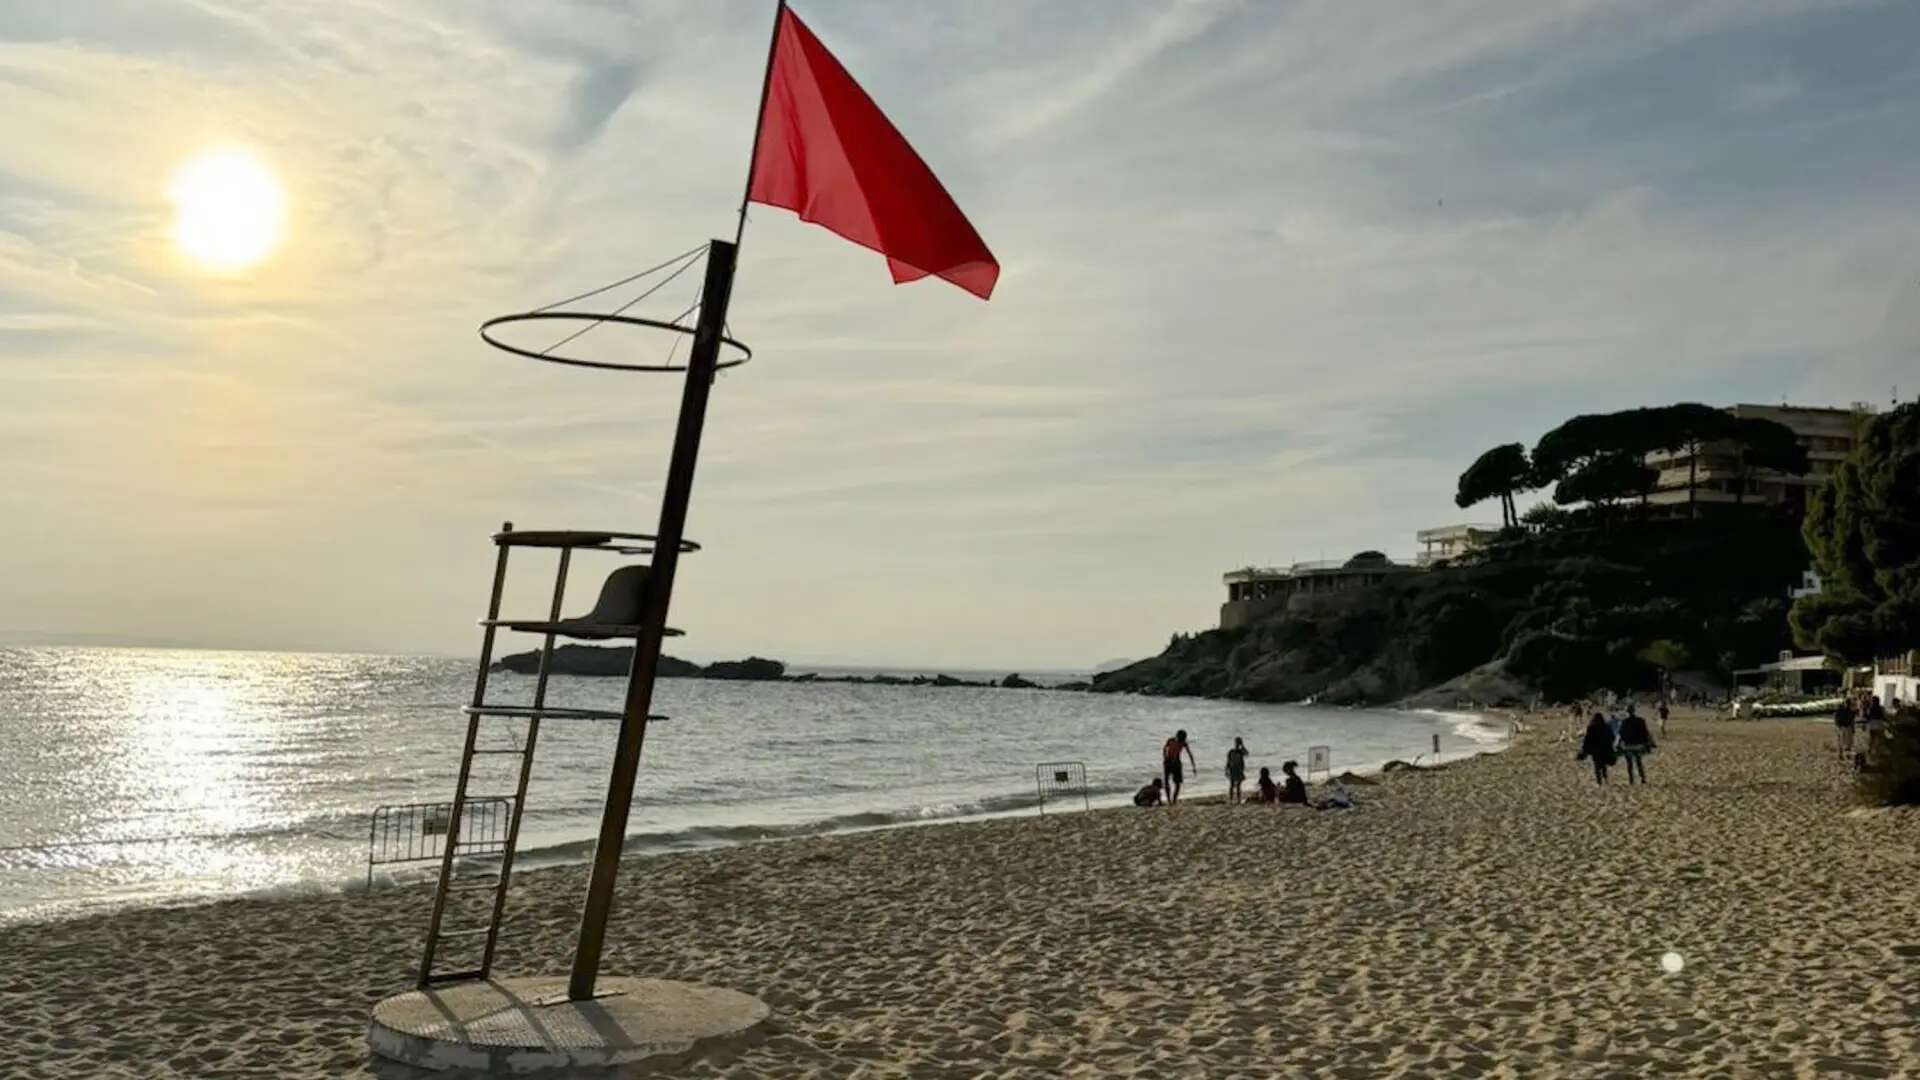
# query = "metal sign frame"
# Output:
<box><xmin>1306</xmin><ymin>745</ymin><xmax>1332</xmax><ymax>782</ymax></box>
<box><xmin>1035</xmin><ymin>761</ymin><xmax>1090</xmax><ymax>815</ymax></box>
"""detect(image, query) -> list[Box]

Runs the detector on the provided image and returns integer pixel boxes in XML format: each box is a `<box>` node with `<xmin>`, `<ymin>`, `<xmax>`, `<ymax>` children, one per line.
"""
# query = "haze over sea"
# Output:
<box><xmin>0</xmin><ymin>647</ymin><xmax>1502</xmax><ymax>926</ymax></box>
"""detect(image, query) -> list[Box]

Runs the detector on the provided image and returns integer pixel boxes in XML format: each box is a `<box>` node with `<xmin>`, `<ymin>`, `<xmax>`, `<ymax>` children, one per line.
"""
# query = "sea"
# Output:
<box><xmin>0</xmin><ymin>647</ymin><xmax>1507</xmax><ymax>927</ymax></box>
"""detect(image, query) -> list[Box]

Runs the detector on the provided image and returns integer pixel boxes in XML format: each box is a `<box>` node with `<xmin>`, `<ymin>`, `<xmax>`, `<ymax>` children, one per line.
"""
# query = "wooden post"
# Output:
<box><xmin>568</xmin><ymin>240</ymin><xmax>739</xmax><ymax>1001</ymax></box>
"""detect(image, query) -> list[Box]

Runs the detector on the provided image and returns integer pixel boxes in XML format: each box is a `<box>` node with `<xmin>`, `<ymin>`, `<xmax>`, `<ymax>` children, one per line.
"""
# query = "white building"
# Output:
<box><xmin>1871</xmin><ymin>651</ymin><xmax>1918</xmax><ymax>708</ymax></box>
<box><xmin>1415</xmin><ymin>524</ymin><xmax>1501</xmax><ymax>566</ymax></box>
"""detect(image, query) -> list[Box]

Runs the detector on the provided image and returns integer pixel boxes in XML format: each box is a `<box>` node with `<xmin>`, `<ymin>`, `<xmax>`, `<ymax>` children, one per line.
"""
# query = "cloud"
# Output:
<box><xmin>1730</xmin><ymin>71</ymin><xmax>1803</xmax><ymax>111</ymax></box>
<box><xmin>554</xmin><ymin>60</ymin><xmax>643</xmax><ymax>151</ymax></box>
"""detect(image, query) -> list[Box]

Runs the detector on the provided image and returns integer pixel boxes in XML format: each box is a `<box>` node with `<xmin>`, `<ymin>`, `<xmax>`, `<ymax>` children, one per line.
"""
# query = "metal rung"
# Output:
<box><xmin>425</xmin><ymin>969</ymin><xmax>487</xmax><ymax>985</ymax></box>
<box><xmin>443</xmin><ymin>878</ymin><xmax>504</xmax><ymax>893</ymax></box>
<box><xmin>436</xmin><ymin>919</ymin><xmax>527</xmax><ymax>941</ymax></box>
<box><xmin>480</xmin><ymin>618</ymin><xmax>685</xmax><ymax>640</ymax></box>
<box><xmin>464</xmin><ymin>705</ymin><xmax>668</xmax><ymax>722</ymax></box>
<box><xmin>471</xmin><ymin>747</ymin><xmax>528</xmax><ymax>755</ymax></box>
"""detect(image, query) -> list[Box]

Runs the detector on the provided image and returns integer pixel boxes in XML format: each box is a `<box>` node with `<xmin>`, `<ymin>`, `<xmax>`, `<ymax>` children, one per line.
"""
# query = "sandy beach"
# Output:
<box><xmin>3</xmin><ymin>712</ymin><xmax>1916</xmax><ymax>1078</ymax></box>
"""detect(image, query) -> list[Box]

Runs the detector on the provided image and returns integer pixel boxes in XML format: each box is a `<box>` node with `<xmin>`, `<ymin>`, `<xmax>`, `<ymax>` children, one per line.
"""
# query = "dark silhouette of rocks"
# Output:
<box><xmin>704</xmin><ymin>657</ymin><xmax>786</xmax><ymax>681</ymax></box>
<box><xmin>492</xmin><ymin>647</ymin><xmax>1080</xmax><ymax>691</ymax></box>
<box><xmin>491</xmin><ymin>645</ymin><xmax>702</xmax><ymax>677</ymax></box>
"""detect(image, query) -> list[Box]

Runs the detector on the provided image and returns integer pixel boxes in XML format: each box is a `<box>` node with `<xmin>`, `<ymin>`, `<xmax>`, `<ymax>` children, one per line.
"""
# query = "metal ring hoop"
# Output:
<box><xmin>479</xmin><ymin>312</ymin><xmax>752</xmax><ymax>374</ymax></box>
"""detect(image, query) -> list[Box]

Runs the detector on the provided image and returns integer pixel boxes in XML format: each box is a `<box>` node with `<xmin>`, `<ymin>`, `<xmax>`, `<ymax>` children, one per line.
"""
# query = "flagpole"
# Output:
<box><xmin>566</xmin><ymin>1</ymin><xmax>784</xmax><ymax>1008</ymax></box>
<box><xmin>734</xmin><ymin>0</ymin><xmax>788</xmax><ymax>250</ymax></box>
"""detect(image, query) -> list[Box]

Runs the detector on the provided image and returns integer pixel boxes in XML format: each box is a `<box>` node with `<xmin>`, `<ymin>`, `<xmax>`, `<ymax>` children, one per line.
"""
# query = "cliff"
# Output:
<box><xmin>1094</xmin><ymin>513</ymin><xmax>1806</xmax><ymax>706</ymax></box>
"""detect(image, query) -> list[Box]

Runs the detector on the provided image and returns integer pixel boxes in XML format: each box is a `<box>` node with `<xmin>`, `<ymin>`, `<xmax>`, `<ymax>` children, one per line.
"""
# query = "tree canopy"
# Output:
<box><xmin>1455</xmin><ymin>443</ymin><xmax>1531</xmax><ymax>526</ymax></box>
<box><xmin>1527</xmin><ymin>403</ymin><xmax>1811</xmax><ymax>514</ymax></box>
<box><xmin>1552</xmin><ymin>451</ymin><xmax>1657</xmax><ymax>507</ymax></box>
<box><xmin>1730</xmin><ymin>416</ymin><xmax>1811</xmax><ymax>503</ymax></box>
<box><xmin>1791</xmin><ymin>402</ymin><xmax>1920</xmax><ymax>663</ymax></box>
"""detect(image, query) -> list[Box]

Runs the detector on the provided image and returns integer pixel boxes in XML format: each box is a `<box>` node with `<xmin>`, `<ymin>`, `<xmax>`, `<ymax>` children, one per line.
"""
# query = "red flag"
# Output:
<box><xmin>746</xmin><ymin>6</ymin><xmax>999</xmax><ymax>300</ymax></box>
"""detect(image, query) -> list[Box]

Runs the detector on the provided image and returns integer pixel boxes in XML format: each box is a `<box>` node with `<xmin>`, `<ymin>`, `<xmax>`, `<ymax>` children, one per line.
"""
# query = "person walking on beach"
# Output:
<box><xmin>1577</xmin><ymin>712</ymin><xmax>1617</xmax><ymax>785</ymax></box>
<box><xmin>1834</xmin><ymin>695</ymin><xmax>1858</xmax><ymax>761</ymax></box>
<box><xmin>1658</xmin><ymin>702</ymin><xmax>1670</xmax><ymax>739</ymax></box>
<box><xmin>1617</xmin><ymin>706</ymin><xmax>1655</xmax><ymax>785</ymax></box>
<box><xmin>1225</xmin><ymin>737</ymin><xmax>1249</xmax><ymax>804</ymax></box>
<box><xmin>1862</xmin><ymin>695</ymin><xmax>1888</xmax><ymax>765</ymax></box>
<box><xmin>1162</xmin><ymin>730</ymin><xmax>1196</xmax><ymax>805</ymax></box>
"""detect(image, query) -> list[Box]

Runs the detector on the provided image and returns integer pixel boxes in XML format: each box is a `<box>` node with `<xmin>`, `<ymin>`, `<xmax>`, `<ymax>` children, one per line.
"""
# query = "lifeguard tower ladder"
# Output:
<box><xmin>412</xmin><ymin>242</ymin><xmax>751</xmax><ymax>989</ymax></box>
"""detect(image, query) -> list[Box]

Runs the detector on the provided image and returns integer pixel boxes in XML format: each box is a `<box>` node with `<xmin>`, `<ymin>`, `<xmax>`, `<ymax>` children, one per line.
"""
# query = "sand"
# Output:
<box><xmin>3</xmin><ymin>712</ymin><xmax>1917</xmax><ymax>1078</ymax></box>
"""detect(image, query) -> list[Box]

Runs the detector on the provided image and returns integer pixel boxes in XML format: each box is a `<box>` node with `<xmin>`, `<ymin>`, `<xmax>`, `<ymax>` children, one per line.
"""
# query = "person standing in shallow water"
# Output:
<box><xmin>1577</xmin><ymin>712</ymin><xmax>1617</xmax><ymax>785</ymax></box>
<box><xmin>1225</xmin><ymin>737</ymin><xmax>1249</xmax><ymax>804</ymax></box>
<box><xmin>1162</xmin><ymin>730</ymin><xmax>1196</xmax><ymax>805</ymax></box>
<box><xmin>1617</xmin><ymin>706</ymin><xmax>1655</xmax><ymax>784</ymax></box>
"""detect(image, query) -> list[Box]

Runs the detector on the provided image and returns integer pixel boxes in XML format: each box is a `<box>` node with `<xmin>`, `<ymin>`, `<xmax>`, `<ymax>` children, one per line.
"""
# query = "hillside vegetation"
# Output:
<box><xmin>1095</xmin><ymin>402</ymin><xmax>1817</xmax><ymax>705</ymax></box>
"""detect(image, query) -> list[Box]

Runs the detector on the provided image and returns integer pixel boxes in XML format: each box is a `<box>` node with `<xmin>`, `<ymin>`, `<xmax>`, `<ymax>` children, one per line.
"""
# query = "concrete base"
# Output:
<box><xmin>368</xmin><ymin>976</ymin><xmax>770</xmax><ymax>1074</ymax></box>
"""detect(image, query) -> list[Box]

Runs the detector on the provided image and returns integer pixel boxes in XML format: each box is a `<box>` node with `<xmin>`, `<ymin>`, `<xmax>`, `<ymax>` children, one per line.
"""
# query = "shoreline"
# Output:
<box><xmin>8</xmin><ymin>710</ymin><xmax>1913</xmax><ymax>1077</ymax></box>
<box><xmin>3</xmin><ymin>702</ymin><xmax>1505</xmax><ymax>932</ymax></box>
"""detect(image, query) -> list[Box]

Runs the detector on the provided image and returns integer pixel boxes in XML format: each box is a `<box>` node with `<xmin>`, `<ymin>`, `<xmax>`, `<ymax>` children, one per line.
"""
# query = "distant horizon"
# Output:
<box><xmin>0</xmin><ymin>632</ymin><xmax>1122</xmax><ymax>677</ymax></box>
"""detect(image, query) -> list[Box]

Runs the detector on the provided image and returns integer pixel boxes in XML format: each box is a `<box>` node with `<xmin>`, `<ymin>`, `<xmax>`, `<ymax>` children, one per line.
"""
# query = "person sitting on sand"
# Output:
<box><xmin>1162</xmin><ymin>729</ymin><xmax>1197</xmax><ymax>805</ymax></box>
<box><xmin>1312</xmin><ymin>782</ymin><xmax>1354</xmax><ymax>810</ymax></box>
<box><xmin>1577</xmin><ymin>712</ymin><xmax>1617</xmax><ymax>785</ymax></box>
<box><xmin>1254</xmin><ymin>766</ymin><xmax>1278</xmax><ymax>804</ymax></box>
<box><xmin>1225</xmin><ymin>737</ymin><xmax>1249</xmax><ymax>804</ymax></box>
<box><xmin>1280</xmin><ymin>760</ymin><xmax>1308</xmax><ymax>804</ymax></box>
<box><xmin>1133</xmin><ymin>777</ymin><xmax>1164</xmax><ymax>808</ymax></box>
<box><xmin>1617</xmin><ymin>706</ymin><xmax>1655</xmax><ymax>785</ymax></box>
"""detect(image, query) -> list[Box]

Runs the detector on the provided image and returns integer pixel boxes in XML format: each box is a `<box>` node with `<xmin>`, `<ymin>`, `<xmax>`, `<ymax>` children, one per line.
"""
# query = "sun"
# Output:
<box><xmin>169</xmin><ymin>148</ymin><xmax>286</xmax><ymax>272</ymax></box>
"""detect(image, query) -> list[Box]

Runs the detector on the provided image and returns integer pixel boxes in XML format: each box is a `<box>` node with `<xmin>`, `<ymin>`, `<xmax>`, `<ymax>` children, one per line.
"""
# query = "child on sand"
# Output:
<box><xmin>1133</xmin><ymin>777</ymin><xmax>1164</xmax><ymax>808</ymax></box>
<box><xmin>1577</xmin><ymin>712</ymin><xmax>1617</xmax><ymax>785</ymax></box>
<box><xmin>1225</xmin><ymin>737</ymin><xmax>1249</xmax><ymax>804</ymax></box>
<box><xmin>1255</xmin><ymin>766</ymin><xmax>1278</xmax><ymax>804</ymax></box>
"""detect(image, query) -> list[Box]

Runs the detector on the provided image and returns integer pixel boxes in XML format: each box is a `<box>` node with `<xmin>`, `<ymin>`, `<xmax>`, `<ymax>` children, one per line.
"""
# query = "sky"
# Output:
<box><xmin>2</xmin><ymin>0</ymin><xmax>1918</xmax><ymax>670</ymax></box>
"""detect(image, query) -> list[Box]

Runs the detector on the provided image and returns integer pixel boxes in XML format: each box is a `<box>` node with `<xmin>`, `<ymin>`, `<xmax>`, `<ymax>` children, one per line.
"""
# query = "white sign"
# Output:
<box><xmin>1307</xmin><ymin>745</ymin><xmax>1331</xmax><ymax>778</ymax></box>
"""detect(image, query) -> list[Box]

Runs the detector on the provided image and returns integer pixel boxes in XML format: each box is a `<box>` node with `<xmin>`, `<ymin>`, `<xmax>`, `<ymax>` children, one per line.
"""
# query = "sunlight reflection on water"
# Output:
<box><xmin>0</xmin><ymin>646</ymin><xmax>1506</xmax><ymax>925</ymax></box>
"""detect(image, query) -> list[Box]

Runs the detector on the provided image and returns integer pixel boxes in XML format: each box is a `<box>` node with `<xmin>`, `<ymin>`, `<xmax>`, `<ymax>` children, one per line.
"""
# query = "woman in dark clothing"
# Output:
<box><xmin>1280</xmin><ymin>760</ymin><xmax>1309</xmax><ymax>804</ymax></box>
<box><xmin>1617</xmin><ymin>708</ymin><xmax>1655</xmax><ymax>784</ymax></box>
<box><xmin>1577</xmin><ymin>712</ymin><xmax>1617</xmax><ymax>785</ymax></box>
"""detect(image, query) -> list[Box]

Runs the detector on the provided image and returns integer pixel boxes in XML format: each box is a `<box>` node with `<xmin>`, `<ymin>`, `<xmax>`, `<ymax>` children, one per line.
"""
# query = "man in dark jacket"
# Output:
<box><xmin>1617</xmin><ymin>706</ymin><xmax>1655</xmax><ymax>785</ymax></box>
